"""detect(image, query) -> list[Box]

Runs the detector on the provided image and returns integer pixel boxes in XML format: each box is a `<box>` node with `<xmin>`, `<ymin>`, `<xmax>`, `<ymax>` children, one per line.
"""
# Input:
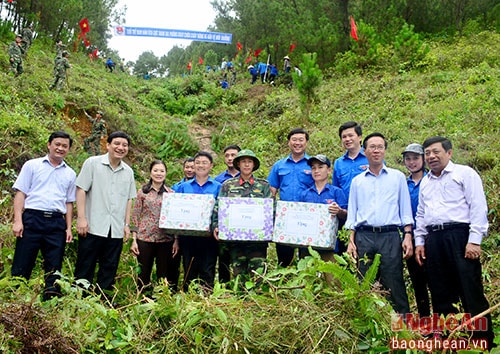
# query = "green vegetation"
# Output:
<box><xmin>0</xmin><ymin>24</ymin><xmax>499</xmax><ymax>353</ymax></box>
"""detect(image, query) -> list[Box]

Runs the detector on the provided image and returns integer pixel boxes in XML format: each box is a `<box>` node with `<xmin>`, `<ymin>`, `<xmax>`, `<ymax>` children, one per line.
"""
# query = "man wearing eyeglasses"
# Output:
<box><xmin>345</xmin><ymin>132</ymin><xmax>413</xmax><ymax>315</ymax></box>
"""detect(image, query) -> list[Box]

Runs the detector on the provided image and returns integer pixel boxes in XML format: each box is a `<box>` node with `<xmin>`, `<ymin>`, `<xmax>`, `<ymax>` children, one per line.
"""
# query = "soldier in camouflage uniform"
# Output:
<box><xmin>213</xmin><ymin>149</ymin><xmax>272</xmax><ymax>281</ymax></box>
<box><xmin>49</xmin><ymin>50</ymin><xmax>71</xmax><ymax>90</ymax></box>
<box><xmin>8</xmin><ymin>34</ymin><xmax>24</xmax><ymax>76</ymax></box>
<box><xmin>83</xmin><ymin>110</ymin><xmax>107</xmax><ymax>155</ymax></box>
<box><xmin>21</xmin><ymin>25</ymin><xmax>33</xmax><ymax>54</ymax></box>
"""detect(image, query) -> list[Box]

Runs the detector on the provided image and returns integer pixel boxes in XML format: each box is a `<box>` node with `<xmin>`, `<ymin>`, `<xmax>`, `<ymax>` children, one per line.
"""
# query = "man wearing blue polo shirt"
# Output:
<box><xmin>177</xmin><ymin>151</ymin><xmax>222</xmax><ymax>290</ymax></box>
<box><xmin>332</xmin><ymin>121</ymin><xmax>368</xmax><ymax>200</ymax></box>
<box><xmin>268</xmin><ymin>128</ymin><xmax>314</xmax><ymax>266</ymax></box>
<box><xmin>214</xmin><ymin>144</ymin><xmax>241</xmax><ymax>283</ymax></box>
<box><xmin>332</xmin><ymin>121</ymin><xmax>368</xmax><ymax>253</ymax></box>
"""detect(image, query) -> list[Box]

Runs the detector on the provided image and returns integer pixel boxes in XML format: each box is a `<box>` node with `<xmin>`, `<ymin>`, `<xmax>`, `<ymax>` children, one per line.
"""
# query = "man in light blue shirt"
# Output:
<box><xmin>268</xmin><ymin>128</ymin><xmax>314</xmax><ymax>266</ymax></box>
<box><xmin>12</xmin><ymin>131</ymin><xmax>76</xmax><ymax>301</ymax></box>
<box><xmin>346</xmin><ymin>132</ymin><xmax>413</xmax><ymax>314</ymax></box>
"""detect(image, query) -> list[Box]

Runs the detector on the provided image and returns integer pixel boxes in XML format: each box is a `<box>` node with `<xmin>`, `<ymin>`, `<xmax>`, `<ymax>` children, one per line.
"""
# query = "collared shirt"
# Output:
<box><xmin>300</xmin><ymin>183</ymin><xmax>348</xmax><ymax>209</ymax></box>
<box><xmin>171</xmin><ymin>177</ymin><xmax>192</xmax><ymax>192</ymax></box>
<box><xmin>212</xmin><ymin>175</ymin><xmax>272</xmax><ymax>228</ymax></box>
<box><xmin>345</xmin><ymin>166</ymin><xmax>413</xmax><ymax>230</ymax></box>
<box><xmin>13</xmin><ymin>155</ymin><xmax>76</xmax><ymax>213</ymax></box>
<box><xmin>267</xmin><ymin>153</ymin><xmax>314</xmax><ymax>201</ymax></box>
<box><xmin>407</xmin><ymin>172</ymin><xmax>427</xmax><ymax>222</ymax></box>
<box><xmin>76</xmin><ymin>153</ymin><xmax>136</xmax><ymax>238</ymax></box>
<box><xmin>215</xmin><ymin>169</ymin><xmax>240</xmax><ymax>184</ymax></box>
<box><xmin>176</xmin><ymin>176</ymin><xmax>221</xmax><ymax>198</ymax></box>
<box><xmin>414</xmin><ymin>161</ymin><xmax>488</xmax><ymax>246</ymax></box>
<box><xmin>332</xmin><ymin>149</ymin><xmax>369</xmax><ymax>200</ymax></box>
<box><xmin>132</xmin><ymin>187</ymin><xmax>174</xmax><ymax>243</ymax></box>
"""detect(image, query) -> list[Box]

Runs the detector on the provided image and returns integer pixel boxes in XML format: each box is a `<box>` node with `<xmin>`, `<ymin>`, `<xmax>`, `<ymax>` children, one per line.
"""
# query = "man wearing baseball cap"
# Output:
<box><xmin>299</xmin><ymin>154</ymin><xmax>347</xmax><ymax>262</ymax></box>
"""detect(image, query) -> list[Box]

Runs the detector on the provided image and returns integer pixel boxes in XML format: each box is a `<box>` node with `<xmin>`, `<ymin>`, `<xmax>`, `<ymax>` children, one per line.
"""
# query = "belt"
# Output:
<box><xmin>24</xmin><ymin>209</ymin><xmax>64</xmax><ymax>218</ymax></box>
<box><xmin>357</xmin><ymin>225</ymin><xmax>399</xmax><ymax>233</ymax></box>
<box><xmin>426</xmin><ymin>222</ymin><xmax>469</xmax><ymax>232</ymax></box>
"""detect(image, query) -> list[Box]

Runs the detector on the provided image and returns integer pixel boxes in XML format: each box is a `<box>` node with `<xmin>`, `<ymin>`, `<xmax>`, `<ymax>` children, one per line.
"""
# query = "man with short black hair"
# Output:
<box><xmin>415</xmin><ymin>136</ymin><xmax>494</xmax><ymax>349</ymax></box>
<box><xmin>268</xmin><ymin>128</ymin><xmax>314</xmax><ymax>266</ymax></box>
<box><xmin>346</xmin><ymin>132</ymin><xmax>413</xmax><ymax>314</ymax></box>
<box><xmin>11</xmin><ymin>131</ymin><xmax>76</xmax><ymax>300</ymax></box>
<box><xmin>74</xmin><ymin>131</ymin><xmax>136</xmax><ymax>297</ymax></box>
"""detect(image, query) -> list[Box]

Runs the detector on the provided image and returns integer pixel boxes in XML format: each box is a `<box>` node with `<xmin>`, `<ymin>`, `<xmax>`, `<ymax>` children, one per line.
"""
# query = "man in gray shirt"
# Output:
<box><xmin>74</xmin><ymin>131</ymin><xmax>136</xmax><ymax>298</ymax></box>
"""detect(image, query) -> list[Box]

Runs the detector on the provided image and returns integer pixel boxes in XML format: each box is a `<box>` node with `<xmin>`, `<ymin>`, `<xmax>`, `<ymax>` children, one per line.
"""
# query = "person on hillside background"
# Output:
<box><xmin>247</xmin><ymin>65</ymin><xmax>258</xmax><ymax>84</ymax></box>
<box><xmin>283</xmin><ymin>55</ymin><xmax>291</xmax><ymax>73</ymax></box>
<box><xmin>21</xmin><ymin>24</ymin><xmax>34</xmax><ymax>54</ymax></box>
<box><xmin>299</xmin><ymin>154</ymin><xmax>347</xmax><ymax>263</ymax></box>
<box><xmin>131</xmin><ymin>160</ymin><xmax>180</xmax><ymax>294</ymax></box>
<box><xmin>176</xmin><ymin>151</ymin><xmax>221</xmax><ymax>291</ymax></box>
<box><xmin>50</xmin><ymin>50</ymin><xmax>71</xmax><ymax>90</ymax></box>
<box><xmin>171</xmin><ymin>157</ymin><xmax>195</xmax><ymax>192</ymax></box>
<box><xmin>214</xmin><ymin>145</ymin><xmax>241</xmax><ymax>283</ymax></box>
<box><xmin>332</xmin><ymin>121</ymin><xmax>368</xmax><ymax>253</ymax></box>
<box><xmin>401</xmin><ymin>143</ymin><xmax>430</xmax><ymax>317</ymax></box>
<box><xmin>11</xmin><ymin>131</ymin><xmax>76</xmax><ymax>301</ymax></box>
<box><xmin>268</xmin><ymin>64</ymin><xmax>278</xmax><ymax>85</ymax></box>
<box><xmin>268</xmin><ymin>128</ymin><xmax>314</xmax><ymax>266</ymax></box>
<box><xmin>414</xmin><ymin>136</ymin><xmax>494</xmax><ymax>349</ymax></box>
<box><xmin>83</xmin><ymin>110</ymin><xmax>107</xmax><ymax>155</ymax></box>
<box><xmin>74</xmin><ymin>131</ymin><xmax>136</xmax><ymax>301</ymax></box>
<box><xmin>105</xmin><ymin>57</ymin><xmax>115</xmax><ymax>72</ymax></box>
<box><xmin>258</xmin><ymin>61</ymin><xmax>268</xmax><ymax>83</ymax></box>
<box><xmin>346</xmin><ymin>132</ymin><xmax>413</xmax><ymax>315</ymax></box>
<box><xmin>8</xmin><ymin>34</ymin><xmax>24</xmax><ymax>76</ymax></box>
<box><xmin>212</xmin><ymin>149</ymin><xmax>272</xmax><ymax>283</ymax></box>
<box><xmin>55</xmin><ymin>39</ymin><xmax>66</xmax><ymax>59</ymax></box>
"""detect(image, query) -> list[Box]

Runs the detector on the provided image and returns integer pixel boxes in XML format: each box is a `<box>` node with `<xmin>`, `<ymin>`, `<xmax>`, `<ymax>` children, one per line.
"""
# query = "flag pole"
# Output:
<box><xmin>263</xmin><ymin>54</ymin><xmax>270</xmax><ymax>83</ymax></box>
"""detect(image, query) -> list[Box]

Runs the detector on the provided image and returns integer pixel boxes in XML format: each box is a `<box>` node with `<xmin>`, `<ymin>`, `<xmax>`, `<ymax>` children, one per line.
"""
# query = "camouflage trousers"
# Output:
<box><xmin>50</xmin><ymin>74</ymin><xmax>66</xmax><ymax>90</ymax></box>
<box><xmin>10</xmin><ymin>58</ymin><xmax>23</xmax><ymax>76</ymax></box>
<box><xmin>84</xmin><ymin>135</ymin><xmax>101</xmax><ymax>155</ymax></box>
<box><xmin>228</xmin><ymin>242</ymin><xmax>268</xmax><ymax>279</ymax></box>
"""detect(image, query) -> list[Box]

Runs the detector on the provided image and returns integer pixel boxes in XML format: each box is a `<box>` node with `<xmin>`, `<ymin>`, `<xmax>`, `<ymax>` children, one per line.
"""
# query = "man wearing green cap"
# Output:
<box><xmin>83</xmin><ymin>110</ymin><xmax>107</xmax><ymax>155</ymax></box>
<box><xmin>213</xmin><ymin>149</ymin><xmax>272</xmax><ymax>281</ymax></box>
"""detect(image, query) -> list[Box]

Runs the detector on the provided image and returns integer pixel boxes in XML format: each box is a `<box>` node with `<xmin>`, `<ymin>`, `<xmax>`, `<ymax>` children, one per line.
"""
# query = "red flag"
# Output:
<box><xmin>8</xmin><ymin>0</ymin><xmax>13</xmax><ymax>3</ymax></box>
<box><xmin>237</xmin><ymin>41</ymin><xmax>243</xmax><ymax>51</ymax></box>
<box><xmin>254</xmin><ymin>48</ymin><xmax>262</xmax><ymax>57</ymax></box>
<box><xmin>289</xmin><ymin>43</ymin><xmax>296</xmax><ymax>53</ymax></box>
<box><xmin>350</xmin><ymin>16</ymin><xmax>358</xmax><ymax>42</ymax></box>
<box><xmin>79</xmin><ymin>18</ymin><xmax>90</xmax><ymax>34</ymax></box>
<box><xmin>245</xmin><ymin>56</ymin><xmax>253</xmax><ymax>64</ymax></box>
<box><xmin>93</xmin><ymin>48</ymin><xmax>99</xmax><ymax>58</ymax></box>
<box><xmin>187</xmin><ymin>60</ymin><xmax>192</xmax><ymax>71</ymax></box>
<box><xmin>198</xmin><ymin>57</ymin><xmax>204</xmax><ymax>65</ymax></box>
<box><xmin>83</xmin><ymin>38</ymin><xmax>90</xmax><ymax>47</ymax></box>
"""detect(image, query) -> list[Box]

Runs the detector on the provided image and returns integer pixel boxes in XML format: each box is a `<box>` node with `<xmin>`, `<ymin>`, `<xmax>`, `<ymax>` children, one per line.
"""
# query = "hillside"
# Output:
<box><xmin>0</xmin><ymin>32</ymin><xmax>499</xmax><ymax>352</ymax></box>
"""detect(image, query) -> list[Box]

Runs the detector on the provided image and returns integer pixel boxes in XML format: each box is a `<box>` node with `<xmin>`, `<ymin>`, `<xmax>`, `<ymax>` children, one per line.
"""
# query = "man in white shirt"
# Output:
<box><xmin>414</xmin><ymin>136</ymin><xmax>494</xmax><ymax>349</ymax></box>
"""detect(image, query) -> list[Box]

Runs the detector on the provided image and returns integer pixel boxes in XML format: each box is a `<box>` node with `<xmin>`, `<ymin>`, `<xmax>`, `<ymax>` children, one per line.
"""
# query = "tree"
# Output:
<box><xmin>293</xmin><ymin>52</ymin><xmax>323</xmax><ymax>121</ymax></box>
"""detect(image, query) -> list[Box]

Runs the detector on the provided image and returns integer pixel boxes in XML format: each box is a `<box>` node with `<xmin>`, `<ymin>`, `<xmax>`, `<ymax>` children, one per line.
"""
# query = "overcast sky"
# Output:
<box><xmin>108</xmin><ymin>0</ymin><xmax>217</xmax><ymax>62</ymax></box>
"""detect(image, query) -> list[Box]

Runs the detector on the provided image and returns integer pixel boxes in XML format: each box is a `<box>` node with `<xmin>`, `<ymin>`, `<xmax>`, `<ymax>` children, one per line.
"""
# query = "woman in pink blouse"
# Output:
<box><xmin>131</xmin><ymin>160</ymin><xmax>180</xmax><ymax>293</ymax></box>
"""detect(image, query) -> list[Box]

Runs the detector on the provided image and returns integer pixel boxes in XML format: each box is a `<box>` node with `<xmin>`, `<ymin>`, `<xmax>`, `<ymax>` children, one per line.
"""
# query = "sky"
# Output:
<box><xmin>108</xmin><ymin>0</ymin><xmax>217</xmax><ymax>62</ymax></box>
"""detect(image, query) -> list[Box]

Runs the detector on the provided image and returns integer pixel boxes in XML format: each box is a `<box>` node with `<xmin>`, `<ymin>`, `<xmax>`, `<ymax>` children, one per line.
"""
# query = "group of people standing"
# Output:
<box><xmin>9</xmin><ymin>122</ymin><xmax>495</xmax><ymax>349</ymax></box>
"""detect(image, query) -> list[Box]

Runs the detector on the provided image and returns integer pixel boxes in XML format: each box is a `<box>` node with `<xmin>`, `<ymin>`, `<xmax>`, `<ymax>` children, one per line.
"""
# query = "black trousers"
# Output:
<box><xmin>406</xmin><ymin>251</ymin><xmax>431</xmax><ymax>317</ymax></box>
<box><xmin>276</xmin><ymin>243</ymin><xmax>296</xmax><ymax>267</ymax></box>
<box><xmin>74</xmin><ymin>233</ymin><xmax>123</xmax><ymax>291</ymax></box>
<box><xmin>425</xmin><ymin>226</ymin><xmax>494</xmax><ymax>349</ymax></box>
<box><xmin>355</xmin><ymin>229</ymin><xmax>410</xmax><ymax>314</ymax></box>
<box><xmin>217</xmin><ymin>242</ymin><xmax>231</xmax><ymax>283</ymax></box>
<box><xmin>11</xmin><ymin>209</ymin><xmax>67</xmax><ymax>299</ymax></box>
<box><xmin>136</xmin><ymin>239</ymin><xmax>181</xmax><ymax>291</ymax></box>
<box><xmin>180</xmin><ymin>235</ymin><xmax>218</xmax><ymax>291</ymax></box>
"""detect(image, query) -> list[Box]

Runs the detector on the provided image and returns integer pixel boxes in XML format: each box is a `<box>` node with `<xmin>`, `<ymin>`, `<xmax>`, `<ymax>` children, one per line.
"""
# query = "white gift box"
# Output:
<box><xmin>217</xmin><ymin>197</ymin><xmax>274</xmax><ymax>241</ymax></box>
<box><xmin>272</xmin><ymin>201</ymin><xmax>338</xmax><ymax>249</ymax></box>
<box><xmin>159</xmin><ymin>193</ymin><xmax>215</xmax><ymax>236</ymax></box>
